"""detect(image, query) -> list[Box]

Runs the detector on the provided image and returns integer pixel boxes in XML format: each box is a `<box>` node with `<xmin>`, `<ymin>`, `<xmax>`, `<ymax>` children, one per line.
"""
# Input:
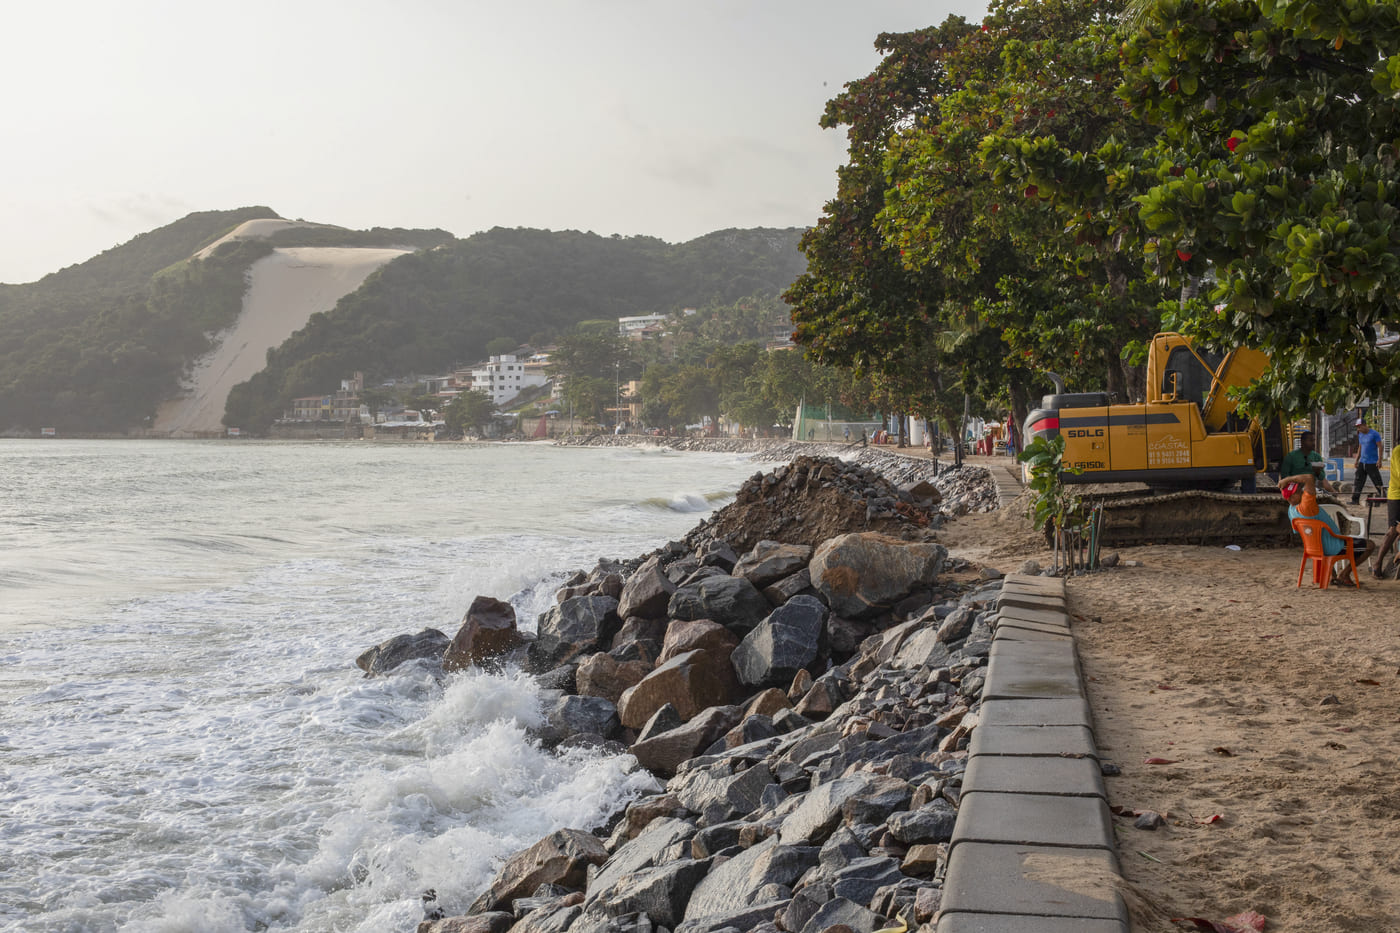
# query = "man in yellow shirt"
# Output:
<box><xmin>1370</xmin><ymin>443</ymin><xmax>1400</xmax><ymax>578</ymax></box>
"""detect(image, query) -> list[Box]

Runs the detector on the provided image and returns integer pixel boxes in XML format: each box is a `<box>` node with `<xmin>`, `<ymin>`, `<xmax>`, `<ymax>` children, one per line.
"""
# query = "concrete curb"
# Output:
<box><xmin>936</xmin><ymin>574</ymin><xmax>1129</xmax><ymax>933</ymax></box>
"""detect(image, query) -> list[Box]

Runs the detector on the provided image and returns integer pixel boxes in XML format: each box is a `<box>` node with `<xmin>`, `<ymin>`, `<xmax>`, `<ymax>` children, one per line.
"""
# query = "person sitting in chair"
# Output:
<box><xmin>1281</xmin><ymin>471</ymin><xmax>1371</xmax><ymax>584</ymax></box>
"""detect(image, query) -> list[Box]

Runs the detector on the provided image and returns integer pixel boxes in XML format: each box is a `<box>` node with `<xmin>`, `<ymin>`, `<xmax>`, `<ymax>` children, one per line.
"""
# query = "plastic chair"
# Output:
<box><xmin>1292</xmin><ymin>517</ymin><xmax>1360</xmax><ymax>589</ymax></box>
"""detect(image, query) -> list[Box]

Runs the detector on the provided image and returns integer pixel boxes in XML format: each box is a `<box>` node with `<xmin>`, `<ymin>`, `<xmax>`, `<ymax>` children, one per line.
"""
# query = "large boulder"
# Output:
<box><xmin>617</xmin><ymin>648</ymin><xmax>743</xmax><ymax>729</ymax></box>
<box><xmin>682</xmin><ymin>836</ymin><xmax>819</xmax><ymax>924</ymax></box>
<box><xmin>444</xmin><ymin>596</ymin><xmax>522</xmax><ymax>672</ymax></box>
<box><xmin>529</xmin><ymin>595</ymin><xmax>620</xmax><ymax>670</ymax></box>
<box><xmin>355</xmin><ymin>628</ymin><xmax>449</xmax><ymax>677</ymax></box>
<box><xmin>730</xmin><ymin>595</ymin><xmax>827</xmax><ymax>689</ymax></box>
<box><xmin>617</xmin><ymin>555</ymin><xmax>676</xmax><ymax>620</ymax></box>
<box><xmin>538</xmin><ymin>694</ymin><xmax>621</xmax><ymax>746</ymax></box>
<box><xmin>732</xmin><ymin>541</ymin><xmax>813</xmax><ymax>588</ymax></box>
<box><xmin>668</xmin><ymin>575</ymin><xmax>771</xmax><ymax>636</ymax></box>
<box><xmin>658</xmin><ymin>619</ymin><xmax>741</xmax><ymax>665</ymax></box>
<box><xmin>471</xmin><ymin>828</ymin><xmax>608</xmax><ymax>913</ymax></box>
<box><xmin>809</xmin><ymin>533</ymin><xmax>947</xmax><ymax>619</ymax></box>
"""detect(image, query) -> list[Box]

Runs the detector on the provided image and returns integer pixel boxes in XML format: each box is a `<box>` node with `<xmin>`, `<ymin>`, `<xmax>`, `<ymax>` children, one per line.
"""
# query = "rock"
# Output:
<box><xmin>671</xmin><ymin>763</ymin><xmax>775</xmax><ymax>822</ymax></box>
<box><xmin>417</xmin><ymin>913</ymin><xmax>513</xmax><ymax>933</ymax></box>
<box><xmin>797</xmin><ymin>896</ymin><xmax>884</xmax><ymax>933</ymax></box>
<box><xmin>659</xmin><ymin>619</ymin><xmax>741</xmax><ymax>665</ymax></box>
<box><xmin>668</xmin><ymin>575</ymin><xmax>772</xmax><ymax>636</ymax></box>
<box><xmin>935</xmin><ymin>607</ymin><xmax>976</xmax><ymax>645</ymax></box>
<box><xmin>1134</xmin><ymin>810</ymin><xmax>1165</xmax><ymax>830</ymax></box>
<box><xmin>506</xmin><ymin>903</ymin><xmax>581</xmax><ymax>933</ymax></box>
<box><xmin>733</xmin><ymin>541</ymin><xmax>814</xmax><ymax>588</ymax></box>
<box><xmin>809</xmin><ymin>534</ymin><xmax>947</xmax><ymax>619</ymax></box>
<box><xmin>630</xmin><ymin>705</ymin><xmax>744</xmax><ymax>776</ymax></box>
<box><xmin>731</xmin><ymin>595</ymin><xmax>828</xmax><ymax>689</ymax></box>
<box><xmin>635</xmin><ymin>703</ymin><xmax>685</xmax><ymax>742</ymax></box>
<box><xmin>356</xmin><ymin>628</ymin><xmax>450</xmax><ymax>677</ymax></box>
<box><xmin>617</xmin><ymin>648</ymin><xmax>743</xmax><ymax>730</ymax></box>
<box><xmin>1100</xmin><ymin>552</ymin><xmax>1120</xmax><ymax>568</ymax></box>
<box><xmin>779</xmin><ymin>773</ymin><xmax>897</xmax><ymax>846</ymax></box>
<box><xmin>886</xmin><ymin>801</ymin><xmax>957</xmax><ymax>845</ymax></box>
<box><xmin>682</xmin><ymin>836</ymin><xmax>818</xmax><ymax>924</ymax></box>
<box><xmin>581</xmin><ymin>858</ymin><xmax>711</xmax><ymax>929</ymax></box>
<box><xmin>530</xmin><ymin>595</ymin><xmax>621</xmax><ymax>670</ymax></box>
<box><xmin>473</xmin><ymin>829</ymin><xmax>609</xmax><ymax>913</ymax></box>
<box><xmin>588</xmin><ymin>817</ymin><xmax>698</xmax><ymax>902</ymax></box>
<box><xmin>901</xmin><ymin>843</ymin><xmax>943</xmax><ymax>877</ymax></box>
<box><xmin>743</xmin><ymin>687</ymin><xmax>791</xmax><ymax>718</ymax></box>
<box><xmin>576</xmin><ymin>653</ymin><xmax>651</xmax><ymax>704</ymax></box>
<box><xmin>898</xmin><ymin>478</ymin><xmax>942</xmax><ymax>506</ymax></box>
<box><xmin>761</xmin><ymin>568</ymin><xmax>815</xmax><ymax>607</ymax></box>
<box><xmin>839</xmin><ymin>775</ymin><xmax>914</xmax><ymax>826</ymax></box>
<box><xmin>618</xmin><ymin>556</ymin><xmax>677</xmax><ymax>620</ymax></box>
<box><xmin>443</xmin><ymin>597</ymin><xmax>522</xmax><ymax>672</ymax></box>
<box><xmin>697</xmin><ymin>540</ymin><xmax>739</xmax><ymax>571</ymax></box>
<box><xmin>610</xmin><ymin>617</ymin><xmax>666</xmax><ymax>664</ymax></box>
<box><xmin>1019</xmin><ymin>559</ymin><xmax>1043</xmax><ymax>575</ymax></box>
<box><xmin>539</xmin><ymin>695</ymin><xmax>621</xmax><ymax>746</ymax></box>
<box><xmin>827</xmin><ymin>856</ymin><xmax>903</xmax><ymax>905</ymax></box>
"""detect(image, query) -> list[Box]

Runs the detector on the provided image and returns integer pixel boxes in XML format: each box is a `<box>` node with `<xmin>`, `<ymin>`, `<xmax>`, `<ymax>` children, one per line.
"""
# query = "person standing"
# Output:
<box><xmin>1351</xmin><ymin>418</ymin><xmax>1385</xmax><ymax>504</ymax></box>
<box><xmin>1371</xmin><ymin>441</ymin><xmax>1400</xmax><ymax>578</ymax></box>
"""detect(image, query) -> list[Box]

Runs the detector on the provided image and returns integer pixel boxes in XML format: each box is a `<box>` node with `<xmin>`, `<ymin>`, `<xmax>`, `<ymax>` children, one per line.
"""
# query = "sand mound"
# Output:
<box><xmin>194</xmin><ymin>218</ymin><xmax>342</xmax><ymax>259</ymax></box>
<box><xmin>151</xmin><ymin>246</ymin><xmax>408</xmax><ymax>436</ymax></box>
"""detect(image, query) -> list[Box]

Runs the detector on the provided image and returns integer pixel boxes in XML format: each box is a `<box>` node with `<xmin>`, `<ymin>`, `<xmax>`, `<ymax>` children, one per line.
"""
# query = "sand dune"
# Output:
<box><xmin>151</xmin><ymin>246</ymin><xmax>408</xmax><ymax>436</ymax></box>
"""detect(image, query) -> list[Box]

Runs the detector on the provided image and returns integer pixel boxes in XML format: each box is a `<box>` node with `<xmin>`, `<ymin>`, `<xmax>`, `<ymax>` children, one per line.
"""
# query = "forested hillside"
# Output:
<box><xmin>222</xmin><ymin>226</ymin><xmax>806</xmax><ymax>432</ymax></box>
<box><xmin>0</xmin><ymin>210</ymin><xmax>452</xmax><ymax>434</ymax></box>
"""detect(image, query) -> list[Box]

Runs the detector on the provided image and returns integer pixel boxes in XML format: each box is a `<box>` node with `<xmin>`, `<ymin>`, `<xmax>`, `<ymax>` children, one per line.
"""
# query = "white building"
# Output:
<box><xmin>468</xmin><ymin>354</ymin><xmax>548</xmax><ymax>406</ymax></box>
<box><xmin>618</xmin><ymin>313</ymin><xmax>669</xmax><ymax>336</ymax></box>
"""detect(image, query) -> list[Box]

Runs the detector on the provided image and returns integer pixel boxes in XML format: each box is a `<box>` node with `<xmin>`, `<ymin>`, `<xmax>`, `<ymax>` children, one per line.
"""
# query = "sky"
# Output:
<box><xmin>1</xmin><ymin>0</ymin><xmax>988</xmax><ymax>285</ymax></box>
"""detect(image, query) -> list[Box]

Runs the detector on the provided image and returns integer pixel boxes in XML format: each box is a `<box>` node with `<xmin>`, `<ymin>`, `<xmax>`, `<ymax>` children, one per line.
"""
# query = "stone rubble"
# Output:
<box><xmin>356</xmin><ymin>450</ymin><xmax>1005</xmax><ymax>933</ymax></box>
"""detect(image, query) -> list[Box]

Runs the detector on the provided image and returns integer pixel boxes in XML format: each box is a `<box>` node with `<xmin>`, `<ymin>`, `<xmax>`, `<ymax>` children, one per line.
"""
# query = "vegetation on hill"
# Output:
<box><xmin>222</xmin><ymin>227</ymin><xmax>806</xmax><ymax>432</ymax></box>
<box><xmin>0</xmin><ymin>207</ymin><xmax>461</xmax><ymax>435</ymax></box>
<box><xmin>0</xmin><ymin>207</ymin><xmax>279</xmax><ymax>433</ymax></box>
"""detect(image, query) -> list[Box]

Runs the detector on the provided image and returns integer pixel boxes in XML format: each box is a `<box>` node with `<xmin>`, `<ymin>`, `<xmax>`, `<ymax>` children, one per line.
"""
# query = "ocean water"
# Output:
<box><xmin>0</xmin><ymin>439</ymin><xmax>758</xmax><ymax>933</ymax></box>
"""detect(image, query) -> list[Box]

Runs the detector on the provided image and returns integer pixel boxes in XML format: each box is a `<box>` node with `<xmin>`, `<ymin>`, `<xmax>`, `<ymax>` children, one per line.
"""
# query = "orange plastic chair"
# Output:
<box><xmin>1292</xmin><ymin>517</ymin><xmax>1360</xmax><ymax>589</ymax></box>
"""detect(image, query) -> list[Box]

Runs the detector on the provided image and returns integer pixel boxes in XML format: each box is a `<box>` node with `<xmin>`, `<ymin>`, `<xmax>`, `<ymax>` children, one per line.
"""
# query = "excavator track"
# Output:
<box><xmin>1081</xmin><ymin>487</ymin><xmax>1296</xmax><ymax>549</ymax></box>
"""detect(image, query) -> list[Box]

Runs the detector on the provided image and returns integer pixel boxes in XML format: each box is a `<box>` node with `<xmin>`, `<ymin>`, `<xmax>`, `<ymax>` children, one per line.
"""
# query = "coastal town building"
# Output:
<box><xmin>285</xmin><ymin>372</ymin><xmax>364</xmax><ymax>422</ymax></box>
<box><xmin>468</xmin><ymin>354</ymin><xmax>549</xmax><ymax>406</ymax></box>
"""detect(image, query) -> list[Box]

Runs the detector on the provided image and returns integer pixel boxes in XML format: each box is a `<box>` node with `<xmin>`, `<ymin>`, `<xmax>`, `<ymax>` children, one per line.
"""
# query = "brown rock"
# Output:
<box><xmin>809</xmin><ymin>533</ymin><xmax>947</xmax><ymax>619</ymax></box>
<box><xmin>444</xmin><ymin>596</ymin><xmax>521</xmax><ymax>672</ymax></box>
<box><xmin>474</xmin><ymin>829</ymin><xmax>608</xmax><ymax>913</ymax></box>
<box><xmin>417</xmin><ymin>913</ymin><xmax>513</xmax><ymax>933</ymax></box>
<box><xmin>575</xmin><ymin>653</ymin><xmax>650</xmax><ymax>704</ymax></box>
<box><xmin>787</xmin><ymin>669</ymin><xmax>814</xmax><ymax>704</ymax></box>
<box><xmin>658</xmin><ymin>619</ymin><xmax>740</xmax><ymax>665</ymax></box>
<box><xmin>743</xmin><ymin>687</ymin><xmax>791</xmax><ymax>719</ymax></box>
<box><xmin>617</xmin><ymin>648</ymin><xmax>743</xmax><ymax>729</ymax></box>
<box><xmin>629</xmin><ymin>705</ymin><xmax>743</xmax><ymax>775</ymax></box>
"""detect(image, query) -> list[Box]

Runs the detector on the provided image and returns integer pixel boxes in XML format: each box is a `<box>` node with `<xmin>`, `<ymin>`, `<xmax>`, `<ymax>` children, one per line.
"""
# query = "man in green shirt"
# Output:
<box><xmin>1279</xmin><ymin>430</ymin><xmax>1334</xmax><ymax>494</ymax></box>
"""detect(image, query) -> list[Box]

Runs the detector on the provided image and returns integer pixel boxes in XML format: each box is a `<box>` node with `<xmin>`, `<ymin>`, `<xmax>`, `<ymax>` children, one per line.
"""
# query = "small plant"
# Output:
<box><xmin>1019</xmin><ymin>434</ymin><xmax>1091</xmax><ymax>574</ymax></box>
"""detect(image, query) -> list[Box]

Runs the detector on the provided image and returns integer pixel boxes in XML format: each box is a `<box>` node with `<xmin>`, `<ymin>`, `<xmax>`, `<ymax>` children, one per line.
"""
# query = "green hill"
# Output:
<box><xmin>0</xmin><ymin>213</ymin><xmax>805</xmax><ymax>436</ymax></box>
<box><xmin>223</xmin><ymin>226</ymin><xmax>807</xmax><ymax>433</ymax></box>
<box><xmin>0</xmin><ymin>210</ymin><xmax>454</xmax><ymax>434</ymax></box>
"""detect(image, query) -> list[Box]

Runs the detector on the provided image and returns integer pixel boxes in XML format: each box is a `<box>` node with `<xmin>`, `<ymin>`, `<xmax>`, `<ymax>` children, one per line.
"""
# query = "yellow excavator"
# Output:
<box><xmin>1023</xmin><ymin>333</ymin><xmax>1296</xmax><ymax>546</ymax></box>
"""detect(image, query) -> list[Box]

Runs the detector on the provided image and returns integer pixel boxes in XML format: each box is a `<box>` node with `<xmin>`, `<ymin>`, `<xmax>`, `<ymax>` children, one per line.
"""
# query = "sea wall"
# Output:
<box><xmin>361</xmin><ymin>449</ymin><xmax>1008</xmax><ymax>933</ymax></box>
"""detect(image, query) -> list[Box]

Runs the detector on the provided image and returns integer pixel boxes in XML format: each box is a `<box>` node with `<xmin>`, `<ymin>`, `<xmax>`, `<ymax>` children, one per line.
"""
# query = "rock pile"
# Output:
<box><xmin>351</xmin><ymin>454</ymin><xmax>1009</xmax><ymax>932</ymax></box>
<box><xmin>404</xmin><ymin>557</ymin><xmax>1002</xmax><ymax>933</ymax></box>
<box><xmin>556</xmin><ymin>434</ymin><xmax>782</xmax><ymax>454</ymax></box>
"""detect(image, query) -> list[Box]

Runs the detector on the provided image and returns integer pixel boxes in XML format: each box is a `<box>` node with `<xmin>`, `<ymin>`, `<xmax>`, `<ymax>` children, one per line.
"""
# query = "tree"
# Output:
<box><xmin>444</xmin><ymin>389</ymin><xmax>495</xmax><ymax>436</ymax></box>
<box><xmin>1121</xmin><ymin>0</ymin><xmax>1400</xmax><ymax>417</ymax></box>
<box><xmin>485</xmin><ymin>336</ymin><xmax>517</xmax><ymax>356</ymax></box>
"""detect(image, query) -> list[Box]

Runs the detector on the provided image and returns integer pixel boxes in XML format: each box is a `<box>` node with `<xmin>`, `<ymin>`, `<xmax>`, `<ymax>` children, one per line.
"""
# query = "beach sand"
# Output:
<box><xmin>152</xmin><ymin>244</ymin><xmax>408</xmax><ymax>435</ymax></box>
<box><xmin>941</xmin><ymin>481</ymin><xmax>1400</xmax><ymax>932</ymax></box>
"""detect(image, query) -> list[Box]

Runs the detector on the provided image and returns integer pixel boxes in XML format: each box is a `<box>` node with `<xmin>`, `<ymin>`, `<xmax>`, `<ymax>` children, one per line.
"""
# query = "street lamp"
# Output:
<box><xmin>615</xmin><ymin>361</ymin><xmax>621</xmax><ymax>434</ymax></box>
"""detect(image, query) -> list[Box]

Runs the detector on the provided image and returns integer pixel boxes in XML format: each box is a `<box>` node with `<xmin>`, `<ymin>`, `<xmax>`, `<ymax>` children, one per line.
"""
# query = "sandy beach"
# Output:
<box><xmin>942</xmin><ymin>473</ymin><xmax>1400</xmax><ymax>932</ymax></box>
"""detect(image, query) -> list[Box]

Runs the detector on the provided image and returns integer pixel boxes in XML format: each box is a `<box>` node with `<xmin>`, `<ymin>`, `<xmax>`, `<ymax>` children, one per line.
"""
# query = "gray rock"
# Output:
<box><xmin>682</xmin><ymin>836</ymin><xmax>817</xmax><ymax>923</ymax></box>
<box><xmin>539</xmin><ymin>695</ymin><xmax>621</xmax><ymax>746</ymax></box>
<box><xmin>668</xmin><ymin>574</ymin><xmax>772</xmax><ymax>636</ymax></box>
<box><xmin>731</xmin><ymin>595</ymin><xmax>827</xmax><ymax>689</ymax></box>
<box><xmin>635</xmin><ymin>703</ymin><xmax>684</xmax><ymax>742</ymax></box>
<box><xmin>778</xmin><ymin>773</ymin><xmax>891</xmax><ymax>846</ymax></box>
<box><xmin>733</xmin><ymin>541</ymin><xmax>814</xmax><ymax>588</ymax></box>
<box><xmin>355</xmin><ymin>628</ymin><xmax>449</xmax><ymax>677</ymax></box>
<box><xmin>839</xmin><ymin>775</ymin><xmax>914</xmax><ymax>826</ymax></box>
<box><xmin>798</xmin><ymin>896</ymin><xmax>885</xmax><ymax>933</ymax></box>
<box><xmin>671</xmin><ymin>763</ymin><xmax>775</xmax><ymax>823</ymax></box>
<box><xmin>828</xmin><ymin>856</ymin><xmax>903</xmax><ymax>905</ymax></box>
<box><xmin>419</xmin><ymin>912</ymin><xmax>514</xmax><ymax>933</ymax></box>
<box><xmin>587</xmin><ymin>817</ymin><xmax>698</xmax><ymax>901</ymax></box>
<box><xmin>886</xmin><ymin>801</ymin><xmax>957</xmax><ymax>845</ymax></box>
<box><xmin>618</xmin><ymin>555</ymin><xmax>676</xmax><ymax>620</ymax></box>
<box><xmin>583</xmin><ymin>858</ymin><xmax>711</xmax><ymax>928</ymax></box>
<box><xmin>531</xmin><ymin>595</ymin><xmax>621</xmax><ymax>670</ymax></box>
<box><xmin>673</xmin><ymin>899</ymin><xmax>789</xmax><ymax>933</ymax></box>
<box><xmin>511</xmin><ymin>904</ymin><xmax>583</xmax><ymax>932</ymax></box>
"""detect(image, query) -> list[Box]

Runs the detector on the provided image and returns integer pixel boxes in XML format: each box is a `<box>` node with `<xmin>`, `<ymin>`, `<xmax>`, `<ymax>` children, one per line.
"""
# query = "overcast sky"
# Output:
<box><xmin>2</xmin><ymin>0</ymin><xmax>987</xmax><ymax>284</ymax></box>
